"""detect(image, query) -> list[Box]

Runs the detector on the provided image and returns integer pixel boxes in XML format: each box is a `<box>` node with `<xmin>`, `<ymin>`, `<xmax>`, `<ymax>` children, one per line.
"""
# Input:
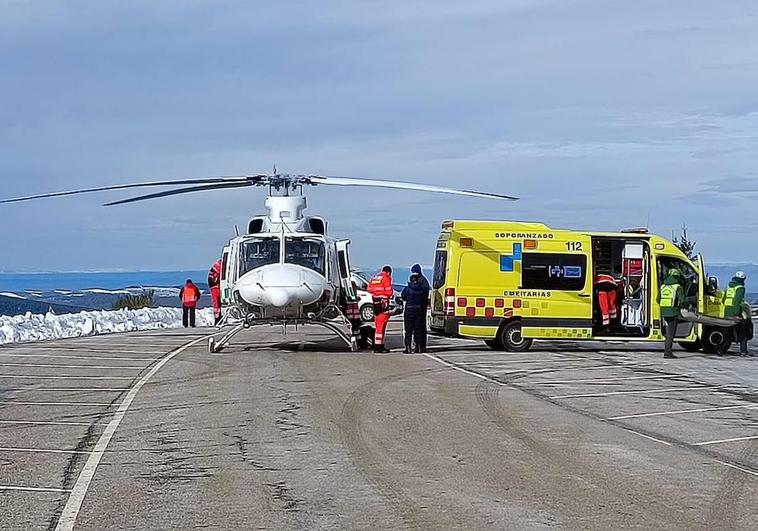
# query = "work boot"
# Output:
<box><xmin>403</xmin><ymin>347</ymin><xmax>412</xmax><ymax>354</ymax></box>
<box><xmin>664</xmin><ymin>353</ymin><xmax>677</xmax><ymax>359</ymax></box>
<box><xmin>374</xmin><ymin>345</ymin><xmax>390</xmax><ymax>353</ymax></box>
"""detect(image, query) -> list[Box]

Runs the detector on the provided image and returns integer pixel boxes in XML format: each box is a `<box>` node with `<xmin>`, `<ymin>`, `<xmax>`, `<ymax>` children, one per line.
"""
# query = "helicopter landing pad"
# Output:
<box><xmin>1</xmin><ymin>323</ymin><xmax>757</xmax><ymax>530</ymax></box>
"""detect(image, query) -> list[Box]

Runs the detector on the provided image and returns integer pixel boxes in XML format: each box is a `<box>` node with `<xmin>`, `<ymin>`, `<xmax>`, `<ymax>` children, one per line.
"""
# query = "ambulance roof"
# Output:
<box><xmin>443</xmin><ymin>220</ymin><xmax>654</xmax><ymax>239</ymax></box>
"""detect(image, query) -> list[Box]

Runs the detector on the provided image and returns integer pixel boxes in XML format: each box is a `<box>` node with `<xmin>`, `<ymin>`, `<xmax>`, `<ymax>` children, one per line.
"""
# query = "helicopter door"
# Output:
<box><xmin>335</xmin><ymin>239</ymin><xmax>357</xmax><ymax>302</ymax></box>
<box><xmin>220</xmin><ymin>246</ymin><xmax>231</xmax><ymax>305</ymax></box>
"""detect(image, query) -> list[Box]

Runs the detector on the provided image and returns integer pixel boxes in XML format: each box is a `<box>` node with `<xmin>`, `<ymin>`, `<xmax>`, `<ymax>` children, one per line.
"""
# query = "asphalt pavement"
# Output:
<box><xmin>1</xmin><ymin>324</ymin><xmax>758</xmax><ymax>530</ymax></box>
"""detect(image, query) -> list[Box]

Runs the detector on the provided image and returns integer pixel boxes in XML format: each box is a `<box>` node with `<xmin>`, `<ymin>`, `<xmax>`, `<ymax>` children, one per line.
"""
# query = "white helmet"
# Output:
<box><xmin>736</xmin><ymin>271</ymin><xmax>746</xmax><ymax>280</ymax></box>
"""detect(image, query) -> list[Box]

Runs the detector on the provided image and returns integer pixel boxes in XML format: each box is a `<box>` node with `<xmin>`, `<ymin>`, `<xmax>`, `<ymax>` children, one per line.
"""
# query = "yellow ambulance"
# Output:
<box><xmin>430</xmin><ymin>220</ymin><xmax>734</xmax><ymax>353</ymax></box>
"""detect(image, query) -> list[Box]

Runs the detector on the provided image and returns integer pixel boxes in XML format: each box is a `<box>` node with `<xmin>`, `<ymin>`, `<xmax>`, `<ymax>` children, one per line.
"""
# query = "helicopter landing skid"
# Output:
<box><xmin>208</xmin><ymin>322</ymin><xmax>246</xmax><ymax>354</ymax></box>
<box><xmin>208</xmin><ymin>318</ymin><xmax>358</xmax><ymax>353</ymax></box>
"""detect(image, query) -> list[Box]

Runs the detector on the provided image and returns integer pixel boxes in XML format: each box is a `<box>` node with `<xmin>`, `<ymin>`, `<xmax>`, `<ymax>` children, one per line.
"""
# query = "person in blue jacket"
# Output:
<box><xmin>401</xmin><ymin>264</ymin><xmax>431</xmax><ymax>353</ymax></box>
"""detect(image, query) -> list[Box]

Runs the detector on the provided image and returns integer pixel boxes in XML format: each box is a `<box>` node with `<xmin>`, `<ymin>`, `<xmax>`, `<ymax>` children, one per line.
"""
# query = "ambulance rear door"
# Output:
<box><xmin>520</xmin><ymin>234</ymin><xmax>594</xmax><ymax>339</ymax></box>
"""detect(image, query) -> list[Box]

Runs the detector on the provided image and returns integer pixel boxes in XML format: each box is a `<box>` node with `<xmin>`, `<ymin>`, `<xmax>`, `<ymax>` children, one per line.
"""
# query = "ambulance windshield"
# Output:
<box><xmin>239</xmin><ymin>237</ymin><xmax>280</xmax><ymax>275</ymax></box>
<box><xmin>285</xmin><ymin>237</ymin><xmax>326</xmax><ymax>276</ymax></box>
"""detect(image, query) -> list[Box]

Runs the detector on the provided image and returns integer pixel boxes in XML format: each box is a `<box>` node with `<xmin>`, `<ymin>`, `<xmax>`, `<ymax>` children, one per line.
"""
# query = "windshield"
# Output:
<box><xmin>239</xmin><ymin>237</ymin><xmax>280</xmax><ymax>275</ymax></box>
<box><xmin>351</xmin><ymin>271</ymin><xmax>370</xmax><ymax>290</ymax></box>
<box><xmin>285</xmin><ymin>237</ymin><xmax>326</xmax><ymax>276</ymax></box>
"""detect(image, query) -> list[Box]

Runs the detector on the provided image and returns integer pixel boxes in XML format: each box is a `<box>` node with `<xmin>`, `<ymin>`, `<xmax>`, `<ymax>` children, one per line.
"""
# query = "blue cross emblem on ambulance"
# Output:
<box><xmin>499</xmin><ymin>243</ymin><xmax>522</xmax><ymax>272</ymax></box>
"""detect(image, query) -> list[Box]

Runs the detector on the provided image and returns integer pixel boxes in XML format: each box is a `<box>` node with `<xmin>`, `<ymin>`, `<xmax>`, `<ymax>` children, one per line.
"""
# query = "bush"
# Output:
<box><xmin>112</xmin><ymin>289</ymin><xmax>155</xmax><ymax>311</ymax></box>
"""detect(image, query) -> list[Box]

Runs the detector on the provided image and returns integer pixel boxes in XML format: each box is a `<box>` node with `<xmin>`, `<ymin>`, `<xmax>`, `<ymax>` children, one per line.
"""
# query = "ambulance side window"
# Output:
<box><xmin>522</xmin><ymin>253</ymin><xmax>587</xmax><ymax>291</ymax></box>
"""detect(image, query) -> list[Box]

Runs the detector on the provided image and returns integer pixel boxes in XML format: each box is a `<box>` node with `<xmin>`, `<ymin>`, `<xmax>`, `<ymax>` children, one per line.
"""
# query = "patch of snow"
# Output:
<box><xmin>83</xmin><ymin>289</ymin><xmax>131</xmax><ymax>295</ymax></box>
<box><xmin>0</xmin><ymin>307</ymin><xmax>214</xmax><ymax>345</ymax></box>
<box><xmin>53</xmin><ymin>290</ymin><xmax>73</xmax><ymax>295</ymax></box>
<box><xmin>0</xmin><ymin>292</ymin><xmax>25</xmax><ymax>299</ymax></box>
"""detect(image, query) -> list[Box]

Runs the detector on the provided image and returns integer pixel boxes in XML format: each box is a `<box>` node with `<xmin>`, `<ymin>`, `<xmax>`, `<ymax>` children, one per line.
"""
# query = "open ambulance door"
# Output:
<box><xmin>695</xmin><ymin>254</ymin><xmax>707</xmax><ymax>341</ymax></box>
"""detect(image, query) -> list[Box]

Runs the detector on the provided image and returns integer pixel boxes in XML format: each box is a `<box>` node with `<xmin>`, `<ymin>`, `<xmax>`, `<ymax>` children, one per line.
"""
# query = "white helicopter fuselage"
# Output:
<box><xmin>236</xmin><ymin>262</ymin><xmax>327</xmax><ymax>311</ymax></box>
<box><xmin>219</xmin><ymin>197</ymin><xmax>355</xmax><ymax>322</ymax></box>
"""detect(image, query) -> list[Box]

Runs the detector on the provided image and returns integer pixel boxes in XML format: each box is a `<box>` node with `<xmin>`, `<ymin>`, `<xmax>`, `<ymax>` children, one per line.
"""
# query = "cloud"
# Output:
<box><xmin>1</xmin><ymin>0</ymin><xmax>758</xmax><ymax>270</ymax></box>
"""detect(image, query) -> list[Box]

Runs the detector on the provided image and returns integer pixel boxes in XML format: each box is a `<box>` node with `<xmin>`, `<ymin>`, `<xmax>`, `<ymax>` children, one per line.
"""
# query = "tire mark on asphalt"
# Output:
<box><xmin>430</xmin><ymin>352</ymin><xmax>758</xmax><ymax>479</ymax></box>
<box><xmin>474</xmin><ymin>380</ymin><xmax>706</xmax><ymax>530</ymax></box>
<box><xmin>705</xmin><ymin>439</ymin><xmax>758</xmax><ymax>528</ymax></box>
<box><xmin>338</xmin><ymin>369</ymin><xmax>441</xmax><ymax>530</ymax></box>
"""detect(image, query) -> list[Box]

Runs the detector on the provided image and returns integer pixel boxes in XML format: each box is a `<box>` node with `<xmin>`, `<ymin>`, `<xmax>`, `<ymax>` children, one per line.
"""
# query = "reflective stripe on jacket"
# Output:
<box><xmin>659</xmin><ymin>280</ymin><xmax>684</xmax><ymax>318</ymax></box>
<box><xmin>367</xmin><ymin>271</ymin><xmax>394</xmax><ymax>299</ymax></box>
<box><xmin>660</xmin><ymin>285</ymin><xmax>678</xmax><ymax>308</ymax></box>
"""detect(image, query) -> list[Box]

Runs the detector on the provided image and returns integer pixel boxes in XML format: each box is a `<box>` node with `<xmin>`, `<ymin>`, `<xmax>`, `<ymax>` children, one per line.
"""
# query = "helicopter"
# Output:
<box><xmin>0</xmin><ymin>172</ymin><xmax>517</xmax><ymax>352</ymax></box>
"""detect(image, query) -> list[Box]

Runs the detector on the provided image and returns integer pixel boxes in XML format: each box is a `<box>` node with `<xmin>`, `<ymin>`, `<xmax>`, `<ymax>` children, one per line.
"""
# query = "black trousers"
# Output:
<box><xmin>183</xmin><ymin>306</ymin><xmax>196</xmax><ymax>328</ymax></box>
<box><xmin>733</xmin><ymin>318</ymin><xmax>749</xmax><ymax>354</ymax></box>
<box><xmin>404</xmin><ymin>307</ymin><xmax>427</xmax><ymax>351</ymax></box>
<box><xmin>663</xmin><ymin>316</ymin><xmax>678</xmax><ymax>356</ymax></box>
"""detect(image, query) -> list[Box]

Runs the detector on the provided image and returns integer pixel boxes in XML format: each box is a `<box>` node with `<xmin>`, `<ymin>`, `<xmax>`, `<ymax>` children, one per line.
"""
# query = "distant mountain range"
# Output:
<box><xmin>0</xmin><ymin>264</ymin><xmax>755</xmax><ymax>317</ymax></box>
<box><xmin>0</xmin><ymin>286</ymin><xmax>212</xmax><ymax>317</ymax></box>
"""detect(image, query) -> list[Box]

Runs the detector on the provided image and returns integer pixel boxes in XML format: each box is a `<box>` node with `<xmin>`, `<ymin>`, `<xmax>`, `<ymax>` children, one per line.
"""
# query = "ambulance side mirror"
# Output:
<box><xmin>707</xmin><ymin>276</ymin><xmax>718</xmax><ymax>296</ymax></box>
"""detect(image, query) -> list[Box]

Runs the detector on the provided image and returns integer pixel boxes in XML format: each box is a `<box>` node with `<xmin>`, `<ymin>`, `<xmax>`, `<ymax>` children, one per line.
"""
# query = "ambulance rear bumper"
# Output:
<box><xmin>430</xmin><ymin>315</ymin><xmax>502</xmax><ymax>337</ymax></box>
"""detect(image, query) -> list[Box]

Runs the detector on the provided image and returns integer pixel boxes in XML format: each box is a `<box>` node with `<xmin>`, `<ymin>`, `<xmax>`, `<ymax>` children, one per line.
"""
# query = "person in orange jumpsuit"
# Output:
<box><xmin>368</xmin><ymin>265</ymin><xmax>394</xmax><ymax>353</ymax></box>
<box><xmin>179</xmin><ymin>279</ymin><xmax>201</xmax><ymax>328</ymax></box>
<box><xmin>207</xmin><ymin>259</ymin><xmax>223</xmax><ymax>325</ymax></box>
<box><xmin>595</xmin><ymin>273</ymin><xmax>620</xmax><ymax>329</ymax></box>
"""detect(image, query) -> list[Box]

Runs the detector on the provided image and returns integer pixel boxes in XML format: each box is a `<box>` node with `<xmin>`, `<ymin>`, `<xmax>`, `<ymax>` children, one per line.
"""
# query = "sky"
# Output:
<box><xmin>1</xmin><ymin>0</ymin><xmax>757</xmax><ymax>272</ymax></box>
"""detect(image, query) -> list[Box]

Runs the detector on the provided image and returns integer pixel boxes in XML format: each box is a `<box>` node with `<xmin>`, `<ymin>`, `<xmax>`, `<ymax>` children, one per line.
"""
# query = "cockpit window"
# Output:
<box><xmin>240</xmin><ymin>237</ymin><xmax>280</xmax><ymax>275</ymax></box>
<box><xmin>285</xmin><ymin>237</ymin><xmax>326</xmax><ymax>276</ymax></box>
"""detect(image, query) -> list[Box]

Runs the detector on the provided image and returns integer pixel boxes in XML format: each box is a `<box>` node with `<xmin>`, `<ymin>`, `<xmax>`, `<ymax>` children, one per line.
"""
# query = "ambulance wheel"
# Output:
<box><xmin>360</xmin><ymin>304</ymin><xmax>374</xmax><ymax>322</ymax></box>
<box><xmin>497</xmin><ymin>322</ymin><xmax>533</xmax><ymax>352</ymax></box>
<box><xmin>702</xmin><ymin>326</ymin><xmax>731</xmax><ymax>355</ymax></box>
<box><xmin>484</xmin><ymin>339</ymin><xmax>505</xmax><ymax>351</ymax></box>
<box><xmin>677</xmin><ymin>339</ymin><xmax>701</xmax><ymax>352</ymax></box>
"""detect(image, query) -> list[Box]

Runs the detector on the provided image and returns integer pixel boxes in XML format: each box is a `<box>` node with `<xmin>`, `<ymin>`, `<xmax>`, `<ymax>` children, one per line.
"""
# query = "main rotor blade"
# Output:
<box><xmin>307</xmin><ymin>175</ymin><xmax>518</xmax><ymax>201</ymax></box>
<box><xmin>0</xmin><ymin>176</ymin><xmax>258</xmax><ymax>204</ymax></box>
<box><xmin>104</xmin><ymin>181</ymin><xmax>254</xmax><ymax>206</ymax></box>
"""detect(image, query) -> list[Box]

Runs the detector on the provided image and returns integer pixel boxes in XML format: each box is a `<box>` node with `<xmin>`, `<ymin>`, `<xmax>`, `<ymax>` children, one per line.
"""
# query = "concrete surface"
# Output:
<box><xmin>1</xmin><ymin>324</ymin><xmax>757</xmax><ymax>530</ymax></box>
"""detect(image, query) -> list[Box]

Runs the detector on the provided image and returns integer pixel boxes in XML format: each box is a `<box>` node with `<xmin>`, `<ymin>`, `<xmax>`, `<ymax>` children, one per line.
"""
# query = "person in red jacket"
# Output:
<box><xmin>594</xmin><ymin>274</ymin><xmax>620</xmax><ymax>330</ymax></box>
<box><xmin>368</xmin><ymin>266</ymin><xmax>394</xmax><ymax>353</ymax></box>
<box><xmin>207</xmin><ymin>259</ymin><xmax>223</xmax><ymax>325</ymax></box>
<box><xmin>179</xmin><ymin>279</ymin><xmax>201</xmax><ymax>328</ymax></box>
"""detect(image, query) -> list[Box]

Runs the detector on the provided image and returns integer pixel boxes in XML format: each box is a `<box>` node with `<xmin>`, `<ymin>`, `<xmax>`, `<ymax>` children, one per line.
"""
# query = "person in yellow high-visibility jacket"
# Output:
<box><xmin>659</xmin><ymin>269</ymin><xmax>685</xmax><ymax>359</ymax></box>
<box><xmin>723</xmin><ymin>271</ymin><xmax>750</xmax><ymax>356</ymax></box>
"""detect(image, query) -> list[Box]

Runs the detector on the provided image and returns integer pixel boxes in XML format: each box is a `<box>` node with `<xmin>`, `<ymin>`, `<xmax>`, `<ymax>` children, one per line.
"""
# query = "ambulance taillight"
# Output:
<box><xmin>445</xmin><ymin>288</ymin><xmax>456</xmax><ymax>316</ymax></box>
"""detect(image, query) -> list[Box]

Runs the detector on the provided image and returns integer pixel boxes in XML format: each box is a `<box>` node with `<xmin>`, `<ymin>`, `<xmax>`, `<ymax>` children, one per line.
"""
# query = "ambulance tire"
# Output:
<box><xmin>677</xmin><ymin>339</ymin><xmax>702</xmax><ymax>352</ymax></box>
<box><xmin>484</xmin><ymin>339</ymin><xmax>505</xmax><ymax>351</ymax></box>
<box><xmin>497</xmin><ymin>322</ymin><xmax>533</xmax><ymax>352</ymax></box>
<box><xmin>702</xmin><ymin>326</ymin><xmax>732</xmax><ymax>355</ymax></box>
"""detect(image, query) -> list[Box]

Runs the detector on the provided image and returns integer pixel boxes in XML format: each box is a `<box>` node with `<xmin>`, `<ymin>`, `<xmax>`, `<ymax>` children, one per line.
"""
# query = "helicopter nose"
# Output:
<box><xmin>235</xmin><ymin>264</ymin><xmax>326</xmax><ymax>308</ymax></box>
<box><xmin>264</xmin><ymin>288</ymin><xmax>295</xmax><ymax>308</ymax></box>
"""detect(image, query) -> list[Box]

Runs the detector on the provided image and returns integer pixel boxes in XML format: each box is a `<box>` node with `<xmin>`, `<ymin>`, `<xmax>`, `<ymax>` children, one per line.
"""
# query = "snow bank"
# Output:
<box><xmin>0</xmin><ymin>307</ymin><xmax>214</xmax><ymax>345</ymax></box>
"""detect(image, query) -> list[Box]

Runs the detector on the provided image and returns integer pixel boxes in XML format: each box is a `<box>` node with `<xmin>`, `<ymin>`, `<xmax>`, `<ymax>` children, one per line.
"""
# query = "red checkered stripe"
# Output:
<box><xmin>345</xmin><ymin>303</ymin><xmax>361</xmax><ymax>320</ymax></box>
<box><xmin>455</xmin><ymin>297</ymin><xmax>524</xmax><ymax>319</ymax></box>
